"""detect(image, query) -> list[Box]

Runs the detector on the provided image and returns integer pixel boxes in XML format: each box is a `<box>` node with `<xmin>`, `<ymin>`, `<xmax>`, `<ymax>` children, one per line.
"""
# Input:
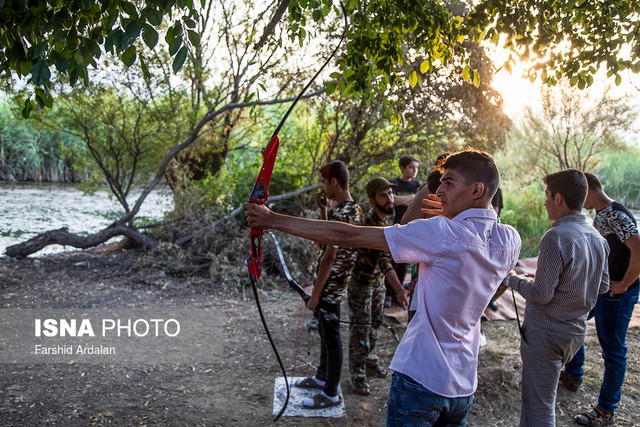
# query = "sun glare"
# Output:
<box><xmin>488</xmin><ymin>45</ymin><xmax>544</xmax><ymax>120</ymax></box>
<box><xmin>488</xmin><ymin>45</ymin><xmax>640</xmax><ymax>146</ymax></box>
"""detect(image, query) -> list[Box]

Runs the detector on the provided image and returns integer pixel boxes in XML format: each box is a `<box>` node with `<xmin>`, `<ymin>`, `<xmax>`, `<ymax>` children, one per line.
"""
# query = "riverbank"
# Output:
<box><xmin>0</xmin><ymin>182</ymin><xmax>173</xmax><ymax>255</ymax></box>
<box><xmin>0</xmin><ymin>249</ymin><xmax>638</xmax><ymax>425</ymax></box>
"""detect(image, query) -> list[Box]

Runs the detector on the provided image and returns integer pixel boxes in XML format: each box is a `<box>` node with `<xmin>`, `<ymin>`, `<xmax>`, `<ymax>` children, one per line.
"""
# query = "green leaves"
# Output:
<box><xmin>173</xmin><ymin>46</ymin><xmax>188</xmax><ymax>73</ymax></box>
<box><xmin>467</xmin><ymin>0</ymin><xmax>640</xmax><ymax>89</ymax></box>
<box><xmin>146</xmin><ymin>8</ymin><xmax>163</xmax><ymax>26</ymax></box>
<box><xmin>1</xmin><ymin>0</ymin><xmax>202</xmax><ymax>115</ymax></box>
<box><xmin>122</xmin><ymin>46</ymin><xmax>137</xmax><ymax>66</ymax></box>
<box><xmin>142</xmin><ymin>25</ymin><xmax>159</xmax><ymax>49</ymax></box>
<box><xmin>29</xmin><ymin>60</ymin><xmax>51</xmax><ymax>86</ymax></box>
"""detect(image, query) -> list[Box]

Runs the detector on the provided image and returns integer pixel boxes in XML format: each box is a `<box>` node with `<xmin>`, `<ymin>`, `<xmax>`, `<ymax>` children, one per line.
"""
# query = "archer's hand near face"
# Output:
<box><xmin>243</xmin><ymin>203</ymin><xmax>273</xmax><ymax>229</ymax></box>
<box><xmin>316</xmin><ymin>190</ymin><xmax>328</xmax><ymax>210</ymax></box>
<box><xmin>421</xmin><ymin>194</ymin><xmax>443</xmax><ymax>217</ymax></box>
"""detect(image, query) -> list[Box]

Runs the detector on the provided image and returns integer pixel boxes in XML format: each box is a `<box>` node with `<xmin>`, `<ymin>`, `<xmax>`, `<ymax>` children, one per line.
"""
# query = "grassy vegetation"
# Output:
<box><xmin>500</xmin><ymin>182</ymin><xmax>551</xmax><ymax>258</ymax></box>
<box><xmin>0</xmin><ymin>101</ymin><xmax>86</xmax><ymax>182</ymax></box>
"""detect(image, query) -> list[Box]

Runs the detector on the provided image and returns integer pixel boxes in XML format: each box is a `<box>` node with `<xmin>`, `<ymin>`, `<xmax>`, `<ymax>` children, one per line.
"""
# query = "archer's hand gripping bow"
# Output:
<box><xmin>245</xmin><ymin>2</ymin><xmax>347</xmax><ymax>421</ymax></box>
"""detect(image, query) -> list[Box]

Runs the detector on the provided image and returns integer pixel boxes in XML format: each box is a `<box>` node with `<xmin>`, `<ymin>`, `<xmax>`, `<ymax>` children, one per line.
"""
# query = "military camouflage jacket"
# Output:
<box><xmin>316</xmin><ymin>200</ymin><xmax>363</xmax><ymax>304</ymax></box>
<box><xmin>352</xmin><ymin>208</ymin><xmax>394</xmax><ymax>286</ymax></box>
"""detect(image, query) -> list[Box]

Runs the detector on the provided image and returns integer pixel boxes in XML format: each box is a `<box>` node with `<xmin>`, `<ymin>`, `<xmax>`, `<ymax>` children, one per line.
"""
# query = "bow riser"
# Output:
<box><xmin>249</xmin><ymin>135</ymin><xmax>280</xmax><ymax>203</ymax></box>
<box><xmin>247</xmin><ymin>135</ymin><xmax>280</xmax><ymax>283</ymax></box>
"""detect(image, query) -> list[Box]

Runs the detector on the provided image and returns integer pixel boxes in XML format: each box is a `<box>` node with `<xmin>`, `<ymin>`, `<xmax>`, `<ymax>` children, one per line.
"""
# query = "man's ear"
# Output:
<box><xmin>472</xmin><ymin>182</ymin><xmax>485</xmax><ymax>200</ymax></box>
<box><xmin>554</xmin><ymin>192</ymin><xmax>564</xmax><ymax>206</ymax></box>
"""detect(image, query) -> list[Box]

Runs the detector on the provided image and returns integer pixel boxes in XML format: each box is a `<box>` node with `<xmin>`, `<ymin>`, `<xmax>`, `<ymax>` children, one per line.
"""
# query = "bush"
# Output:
<box><xmin>596</xmin><ymin>149</ymin><xmax>640</xmax><ymax>209</ymax></box>
<box><xmin>500</xmin><ymin>182</ymin><xmax>551</xmax><ymax>258</ymax></box>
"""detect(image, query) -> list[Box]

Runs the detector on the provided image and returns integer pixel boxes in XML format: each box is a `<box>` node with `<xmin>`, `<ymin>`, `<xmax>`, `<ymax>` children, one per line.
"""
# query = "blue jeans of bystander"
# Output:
<box><xmin>565</xmin><ymin>285</ymin><xmax>639</xmax><ymax>413</ymax></box>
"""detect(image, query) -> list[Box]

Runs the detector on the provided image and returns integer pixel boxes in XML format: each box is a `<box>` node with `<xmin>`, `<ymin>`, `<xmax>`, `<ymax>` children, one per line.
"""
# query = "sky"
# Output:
<box><xmin>488</xmin><ymin>46</ymin><xmax>640</xmax><ymax>146</ymax></box>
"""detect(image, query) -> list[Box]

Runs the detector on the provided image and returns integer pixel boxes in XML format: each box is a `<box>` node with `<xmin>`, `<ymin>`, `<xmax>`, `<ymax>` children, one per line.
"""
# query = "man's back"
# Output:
<box><xmin>519</xmin><ymin>214</ymin><xmax>609</xmax><ymax>334</ymax></box>
<box><xmin>318</xmin><ymin>200</ymin><xmax>363</xmax><ymax>304</ymax></box>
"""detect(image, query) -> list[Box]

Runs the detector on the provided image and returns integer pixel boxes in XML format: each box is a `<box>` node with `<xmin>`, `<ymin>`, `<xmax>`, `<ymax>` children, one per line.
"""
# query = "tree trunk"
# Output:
<box><xmin>5</xmin><ymin>226</ymin><xmax>157</xmax><ymax>258</ymax></box>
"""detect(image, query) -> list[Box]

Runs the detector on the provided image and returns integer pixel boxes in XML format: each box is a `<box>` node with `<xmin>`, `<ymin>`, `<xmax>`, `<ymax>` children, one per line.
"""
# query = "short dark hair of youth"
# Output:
<box><xmin>583</xmin><ymin>171</ymin><xmax>603</xmax><ymax>191</ymax></box>
<box><xmin>543</xmin><ymin>168</ymin><xmax>588</xmax><ymax>211</ymax></box>
<box><xmin>434</xmin><ymin>152</ymin><xmax>451</xmax><ymax>166</ymax></box>
<box><xmin>319</xmin><ymin>160</ymin><xmax>350</xmax><ymax>189</ymax></box>
<box><xmin>426</xmin><ymin>168</ymin><xmax>443</xmax><ymax>194</ymax></box>
<box><xmin>442</xmin><ymin>149</ymin><xmax>500</xmax><ymax>200</ymax></box>
<box><xmin>399</xmin><ymin>154</ymin><xmax>420</xmax><ymax>168</ymax></box>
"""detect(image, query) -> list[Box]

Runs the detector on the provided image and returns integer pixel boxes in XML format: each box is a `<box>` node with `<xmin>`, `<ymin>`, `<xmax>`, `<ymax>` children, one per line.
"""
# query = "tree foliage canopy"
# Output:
<box><xmin>2</xmin><ymin>0</ymin><xmax>638</xmax><ymax>118</ymax></box>
<box><xmin>290</xmin><ymin>0</ymin><xmax>639</xmax><ymax>105</ymax></box>
<box><xmin>0</xmin><ymin>0</ymin><xmax>200</xmax><ymax>117</ymax></box>
<box><xmin>498</xmin><ymin>84</ymin><xmax>637</xmax><ymax>186</ymax></box>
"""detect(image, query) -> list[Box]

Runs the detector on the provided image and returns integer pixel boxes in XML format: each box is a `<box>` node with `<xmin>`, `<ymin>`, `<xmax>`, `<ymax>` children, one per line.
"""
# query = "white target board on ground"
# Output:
<box><xmin>273</xmin><ymin>376</ymin><xmax>346</xmax><ymax>418</ymax></box>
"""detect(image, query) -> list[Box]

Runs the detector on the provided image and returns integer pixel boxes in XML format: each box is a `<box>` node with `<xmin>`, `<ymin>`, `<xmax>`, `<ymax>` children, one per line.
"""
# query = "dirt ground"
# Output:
<box><xmin>0</xmin><ymin>249</ymin><xmax>638</xmax><ymax>426</ymax></box>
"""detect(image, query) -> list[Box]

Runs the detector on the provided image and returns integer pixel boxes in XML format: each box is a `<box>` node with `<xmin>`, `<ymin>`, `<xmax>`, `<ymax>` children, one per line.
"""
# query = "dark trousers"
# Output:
<box><xmin>565</xmin><ymin>285</ymin><xmax>639</xmax><ymax>413</ymax></box>
<box><xmin>316</xmin><ymin>302</ymin><xmax>342</xmax><ymax>397</ymax></box>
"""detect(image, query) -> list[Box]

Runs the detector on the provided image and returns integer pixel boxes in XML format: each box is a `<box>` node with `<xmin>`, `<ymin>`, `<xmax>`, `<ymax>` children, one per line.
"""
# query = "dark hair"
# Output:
<box><xmin>442</xmin><ymin>149</ymin><xmax>500</xmax><ymax>200</ymax></box>
<box><xmin>434</xmin><ymin>152</ymin><xmax>450</xmax><ymax>166</ymax></box>
<box><xmin>399</xmin><ymin>154</ymin><xmax>420</xmax><ymax>168</ymax></box>
<box><xmin>319</xmin><ymin>160</ymin><xmax>350</xmax><ymax>189</ymax></box>
<box><xmin>584</xmin><ymin>171</ymin><xmax>603</xmax><ymax>191</ymax></box>
<box><xmin>543</xmin><ymin>168</ymin><xmax>588</xmax><ymax>211</ymax></box>
<box><xmin>426</xmin><ymin>168</ymin><xmax>443</xmax><ymax>194</ymax></box>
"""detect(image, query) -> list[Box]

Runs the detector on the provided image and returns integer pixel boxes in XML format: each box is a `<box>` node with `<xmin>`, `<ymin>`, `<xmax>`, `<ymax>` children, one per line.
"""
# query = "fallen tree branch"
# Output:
<box><xmin>5</xmin><ymin>226</ymin><xmax>157</xmax><ymax>258</ymax></box>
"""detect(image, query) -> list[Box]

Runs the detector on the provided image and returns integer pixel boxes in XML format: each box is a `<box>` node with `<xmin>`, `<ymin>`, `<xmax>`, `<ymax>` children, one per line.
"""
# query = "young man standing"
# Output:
<box><xmin>388</xmin><ymin>154</ymin><xmax>421</xmax><ymax>305</ymax></box>
<box><xmin>244</xmin><ymin>149</ymin><xmax>521</xmax><ymax>424</ymax></box>
<box><xmin>348</xmin><ymin>177</ymin><xmax>410</xmax><ymax>396</ymax></box>
<box><xmin>505</xmin><ymin>169</ymin><xmax>610</xmax><ymax>427</ymax></box>
<box><xmin>561</xmin><ymin>172</ymin><xmax>640</xmax><ymax>426</ymax></box>
<box><xmin>390</xmin><ymin>154</ymin><xmax>422</xmax><ymax>224</ymax></box>
<box><xmin>294</xmin><ymin>160</ymin><xmax>363</xmax><ymax>409</ymax></box>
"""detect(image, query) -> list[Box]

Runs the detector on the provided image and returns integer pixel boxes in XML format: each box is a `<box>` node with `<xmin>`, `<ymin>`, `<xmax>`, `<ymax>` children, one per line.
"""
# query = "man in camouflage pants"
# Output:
<box><xmin>349</xmin><ymin>177</ymin><xmax>410</xmax><ymax>396</ymax></box>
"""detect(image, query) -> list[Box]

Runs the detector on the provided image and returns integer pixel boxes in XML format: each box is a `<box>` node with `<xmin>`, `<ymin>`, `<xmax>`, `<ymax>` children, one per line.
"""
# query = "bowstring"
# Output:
<box><xmin>250</xmin><ymin>2</ymin><xmax>348</xmax><ymax>421</ymax></box>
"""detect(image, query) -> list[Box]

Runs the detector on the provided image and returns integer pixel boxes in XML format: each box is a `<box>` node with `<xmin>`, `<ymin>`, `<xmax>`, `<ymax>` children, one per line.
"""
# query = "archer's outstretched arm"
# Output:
<box><xmin>243</xmin><ymin>203</ymin><xmax>389</xmax><ymax>252</ymax></box>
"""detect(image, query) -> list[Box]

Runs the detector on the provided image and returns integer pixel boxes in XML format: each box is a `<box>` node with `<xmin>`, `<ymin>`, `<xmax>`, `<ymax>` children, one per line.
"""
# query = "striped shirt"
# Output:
<box><xmin>507</xmin><ymin>214</ymin><xmax>610</xmax><ymax>334</ymax></box>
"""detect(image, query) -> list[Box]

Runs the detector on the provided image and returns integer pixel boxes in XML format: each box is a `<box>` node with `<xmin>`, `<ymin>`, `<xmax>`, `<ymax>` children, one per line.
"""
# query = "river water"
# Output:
<box><xmin>0</xmin><ymin>182</ymin><xmax>174</xmax><ymax>256</ymax></box>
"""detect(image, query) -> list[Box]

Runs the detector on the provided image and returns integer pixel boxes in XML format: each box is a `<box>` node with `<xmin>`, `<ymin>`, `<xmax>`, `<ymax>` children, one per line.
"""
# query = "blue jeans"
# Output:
<box><xmin>565</xmin><ymin>285</ymin><xmax>639</xmax><ymax>413</ymax></box>
<box><xmin>387</xmin><ymin>372</ymin><xmax>473</xmax><ymax>426</ymax></box>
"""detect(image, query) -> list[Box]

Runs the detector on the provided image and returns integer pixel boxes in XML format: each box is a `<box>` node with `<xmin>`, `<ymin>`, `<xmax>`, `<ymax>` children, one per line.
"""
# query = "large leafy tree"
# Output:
<box><xmin>2</xmin><ymin>0</ymin><xmax>638</xmax><ymax>117</ymax></box>
<box><xmin>293</xmin><ymin>0</ymin><xmax>640</xmax><ymax>101</ymax></box>
<box><xmin>1</xmin><ymin>0</ymin><xmax>200</xmax><ymax>116</ymax></box>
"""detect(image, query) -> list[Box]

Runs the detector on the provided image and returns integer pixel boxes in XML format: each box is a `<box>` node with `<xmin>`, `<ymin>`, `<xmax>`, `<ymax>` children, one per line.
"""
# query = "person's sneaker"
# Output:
<box><xmin>559</xmin><ymin>370</ymin><xmax>582</xmax><ymax>392</ymax></box>
<box><xmin>302</xmin><ymin>392</ymin><xmax>342</xmax><ymax>409</ymax></box>
<box><xmin>575</xmin><ymin>406</ymin><xmax>614</xmax><ymax>426</ymax></box>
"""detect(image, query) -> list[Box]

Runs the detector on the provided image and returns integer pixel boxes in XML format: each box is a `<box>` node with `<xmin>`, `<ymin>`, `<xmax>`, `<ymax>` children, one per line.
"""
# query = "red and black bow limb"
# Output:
<box><xmin>245</xmin><ymin>1</ymin><xmax>347</xmax><ymax>421</ymax></box>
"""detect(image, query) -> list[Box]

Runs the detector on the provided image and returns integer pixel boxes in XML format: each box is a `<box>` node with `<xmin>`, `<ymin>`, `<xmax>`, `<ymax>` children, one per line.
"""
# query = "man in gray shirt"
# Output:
<box><xmin>506</xmin><ymin>169</ymin><xmax>610</xmax><ymax>427</ymax></box>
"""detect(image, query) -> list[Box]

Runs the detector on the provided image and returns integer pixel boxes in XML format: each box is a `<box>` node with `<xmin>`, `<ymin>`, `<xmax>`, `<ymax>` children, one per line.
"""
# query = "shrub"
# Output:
<box><xmin>500</xmin><ymin>182</ymin><xmax>551</xmax><ymax>258</ymax></box>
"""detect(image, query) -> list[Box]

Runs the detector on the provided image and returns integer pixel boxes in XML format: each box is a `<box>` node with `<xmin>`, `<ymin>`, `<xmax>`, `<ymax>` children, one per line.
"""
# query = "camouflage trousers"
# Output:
<box><xmin>348</xmin><ymin>277</ymin><xmax>386</xmax><ymax>382</ymax></box>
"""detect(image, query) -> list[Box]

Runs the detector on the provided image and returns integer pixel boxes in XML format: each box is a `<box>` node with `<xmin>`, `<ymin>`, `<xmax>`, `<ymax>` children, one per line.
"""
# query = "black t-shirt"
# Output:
<box><xmin>390</xmin><ymin>178</ymin><xmax>421</xmax><ymax>224</ymax></box>
<box><xmin>594</xmin><ymin>201</ymin><xmax>639</xmax><ymax>289</ymax></box>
